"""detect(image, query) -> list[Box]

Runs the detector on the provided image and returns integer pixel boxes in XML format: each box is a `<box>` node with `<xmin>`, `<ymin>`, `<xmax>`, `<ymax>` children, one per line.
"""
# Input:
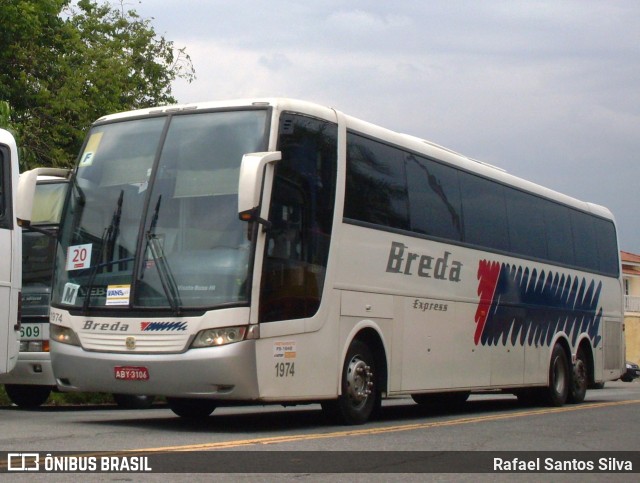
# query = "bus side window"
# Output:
<box><xmin>0</xmin><ymin>145</ymin><xmax>9</xmax><ymax>229</ymax></box>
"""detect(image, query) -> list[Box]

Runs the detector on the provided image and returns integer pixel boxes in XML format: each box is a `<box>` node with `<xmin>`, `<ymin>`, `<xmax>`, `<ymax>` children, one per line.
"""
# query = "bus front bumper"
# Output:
<box><xmin>50</xmin><ymin>339</ymin><xmax>260</xmax><ymax>400</ymax></box>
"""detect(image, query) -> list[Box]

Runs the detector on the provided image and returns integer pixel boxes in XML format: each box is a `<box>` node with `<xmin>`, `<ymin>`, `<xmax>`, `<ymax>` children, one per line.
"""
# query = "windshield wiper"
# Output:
<box><xmin>144</xmin><ymin>195</ymin><xmax>183</xmax><ymax>316</ymax></box>
<box><xmin>105</xmin><ymin>190</ymin><xmax>123</xmax><ymax>268</ymax></box>
<box><xmin>82</xmin><ymin>190</ymin><xmax>125</xmax><ymax>314</ymax></box>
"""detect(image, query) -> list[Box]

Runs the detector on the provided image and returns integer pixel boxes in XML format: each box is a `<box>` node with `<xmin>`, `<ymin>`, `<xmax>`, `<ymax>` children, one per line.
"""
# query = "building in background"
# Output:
<box><xmin>622</xmin><ymin>251</ymin><xmax>640</xmax><ymax>365</ymax></box>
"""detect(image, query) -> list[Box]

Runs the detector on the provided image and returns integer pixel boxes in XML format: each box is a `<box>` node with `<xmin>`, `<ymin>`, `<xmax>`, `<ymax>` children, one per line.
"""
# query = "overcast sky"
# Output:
<box><xmin>133</xmin><ymin>0</ymin><xmax>640</xmax><ymax>253</ymax></box>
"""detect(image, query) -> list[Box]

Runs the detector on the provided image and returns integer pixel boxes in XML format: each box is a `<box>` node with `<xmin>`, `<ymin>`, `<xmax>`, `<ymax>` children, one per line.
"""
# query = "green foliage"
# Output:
<box><xmin>0</xmin><ymin>101</ymin><xmax>11</xmax><ymax>130</ymax></box>
<box><xmin>0</xmin><ymin>0</ymin><xmax>195</xmax><ymax>169</ymax></box>
<box><xmin>0</xmin><ymin>385</ymin><xmax>114</xmax><ymax>406</ymax></box>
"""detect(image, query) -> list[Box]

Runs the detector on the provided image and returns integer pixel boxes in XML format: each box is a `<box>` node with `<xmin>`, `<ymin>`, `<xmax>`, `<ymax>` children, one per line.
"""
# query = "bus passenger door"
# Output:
<box><xmin>258</xmin><ymin>113</ymin><xmax>337</xmax><ymax>328</ymax></box>
<box><xmin>254</xmin><ymin>113</ymin><xmax>338</xmax><ymax>399</ymax></box>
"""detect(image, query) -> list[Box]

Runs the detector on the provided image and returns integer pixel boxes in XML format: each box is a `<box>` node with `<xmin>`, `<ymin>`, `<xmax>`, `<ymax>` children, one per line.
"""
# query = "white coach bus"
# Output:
<box><xmin>45</xmin><ymin>99</ymin><xmax>623</xmax><ymax>424</ymax></box>
<box><xmin>0</xmin><ymin>169</ymin><xmax>69</xmax><ymax>406</ymax></box>
<box><xmin>1</xmin><ymin>129</ymin><xmax>34</xmax><ymax>375</ymax></box>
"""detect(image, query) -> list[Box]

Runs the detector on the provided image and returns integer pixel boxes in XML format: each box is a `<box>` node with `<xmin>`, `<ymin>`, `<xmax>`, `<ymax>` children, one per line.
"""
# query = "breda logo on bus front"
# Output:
<box><xmin>65</xmin><ymin>243</ymin><xmax>92</xmax><ymax>271</ymax></box>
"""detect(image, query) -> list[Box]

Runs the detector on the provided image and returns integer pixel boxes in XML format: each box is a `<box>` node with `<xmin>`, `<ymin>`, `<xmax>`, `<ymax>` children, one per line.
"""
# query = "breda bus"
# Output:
<box><xmin>45</xmin><ymin>99</ymin><xmax>624</xmax><ymax>424</ymax></box>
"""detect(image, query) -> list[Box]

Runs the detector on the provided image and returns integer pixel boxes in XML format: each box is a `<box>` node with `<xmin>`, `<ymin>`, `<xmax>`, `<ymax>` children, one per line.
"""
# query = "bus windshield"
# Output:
<box><xmin>52</xmin><ymin>109</ymin><xmax>268</xmax><ymax>311</ymax></box>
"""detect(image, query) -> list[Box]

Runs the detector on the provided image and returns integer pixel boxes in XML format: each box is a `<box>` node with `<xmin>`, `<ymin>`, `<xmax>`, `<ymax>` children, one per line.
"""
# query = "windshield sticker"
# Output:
<box><xmin>273</xmin><ymin>341</ymin><xmax>296</xmax><ymax>359</ymax></box>
<box><xmin>79</xmin><ymin>132</ymin><xmax>104</xmax><ymax>167</ymax></box>
<box><xmin>61</xmin><ymin>283</ymin><xmax>80</xmax><ymax>305</ymax></box>
<box><xmin>65</xmin><ymin>243</ymin><xmax>92</xmax><ymax>271</ymax></box>
<box><xmin>106</xmin><ymin>285</ymin><xmax>131</xmax><ymax>306</ymax></box>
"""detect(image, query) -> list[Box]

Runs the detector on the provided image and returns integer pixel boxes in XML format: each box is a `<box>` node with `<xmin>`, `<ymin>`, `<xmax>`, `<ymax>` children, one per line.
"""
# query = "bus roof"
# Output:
<box><xmin>93</xmin><ymin>98</ymin><xmax>615</xmax><ymax>223</ymax></box>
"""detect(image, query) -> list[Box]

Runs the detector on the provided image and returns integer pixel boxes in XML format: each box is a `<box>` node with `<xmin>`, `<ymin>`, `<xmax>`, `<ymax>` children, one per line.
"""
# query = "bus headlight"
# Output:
<box><xmin>191</xmin><ymin>326</ymin><xmax>247</xmax><ymax>348</ymax></box>
<box><xmin>50</xmin><ymin>323</ymin><xmax>81</xmax><ymax>347</ymax></box>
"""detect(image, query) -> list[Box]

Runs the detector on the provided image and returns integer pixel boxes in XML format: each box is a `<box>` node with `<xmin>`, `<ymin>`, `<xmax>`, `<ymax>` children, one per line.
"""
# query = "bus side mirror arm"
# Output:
<box><xmin>238</xmin><ymin>151</ymin><xmax>281</xmax><ymax>226</ymax></box>
<box><xmin>24</xmin><ymin>224</ymin><xmax>57</xmax><ymax>239</ymax></box>
<box><xmin>239</xmin><ymin>207</ymin><xmax>272</xmax><ymax>230</ymax></box>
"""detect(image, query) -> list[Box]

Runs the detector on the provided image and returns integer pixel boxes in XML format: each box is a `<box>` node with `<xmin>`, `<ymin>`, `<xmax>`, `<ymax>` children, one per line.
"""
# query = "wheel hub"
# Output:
<box><xmin>346</xmin><ymin>357</ymin><xmax>373</xmax><ymax>404</ymax></box>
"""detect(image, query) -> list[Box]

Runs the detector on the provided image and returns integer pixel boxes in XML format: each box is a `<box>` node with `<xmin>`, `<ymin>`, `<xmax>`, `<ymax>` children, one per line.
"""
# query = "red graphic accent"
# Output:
<box><xmin>475</xmin><ymin>260</ymin><xmax>501</xmax><ymax>345</ymax></box>
<box><xmin>140</xmin><ymin>322</ymin><xmax>150</xmax><ymax>331</ymax></box>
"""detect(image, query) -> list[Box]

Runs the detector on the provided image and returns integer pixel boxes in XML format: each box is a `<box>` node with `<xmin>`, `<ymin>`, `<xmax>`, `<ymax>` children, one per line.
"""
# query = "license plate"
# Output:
<box><xmin>114</xmin><ymin>366</ymin><xmax>149</xmax><ymax>381</ymax></box>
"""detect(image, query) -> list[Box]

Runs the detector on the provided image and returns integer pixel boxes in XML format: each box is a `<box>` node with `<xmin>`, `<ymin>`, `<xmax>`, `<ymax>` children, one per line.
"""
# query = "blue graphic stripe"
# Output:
<box><xmin>480</xmin><ymin>263</ymin><xmax>602</xmax><ymax>347</ymax></box>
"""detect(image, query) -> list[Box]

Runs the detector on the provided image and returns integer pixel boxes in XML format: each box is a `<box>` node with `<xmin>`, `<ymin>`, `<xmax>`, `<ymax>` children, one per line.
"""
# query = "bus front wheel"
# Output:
<box><xmin>322</xmin><ymin>340</ymin><xmax>381</xmax><ymax>425</ymax></box>
<box><xmin>167</xmin><ymin>397</ymin><xmax>216</xmax><ymax>419</ymax></box>
<box><xmin>4</xmin><ymin>384</ymin><xmax>51</xmax><ymax>408</ymax></box>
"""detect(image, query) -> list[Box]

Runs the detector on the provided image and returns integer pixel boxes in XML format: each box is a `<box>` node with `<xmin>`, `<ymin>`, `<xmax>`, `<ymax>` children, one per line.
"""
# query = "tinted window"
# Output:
<box><xmin>340</xmin><ymin>132</ymin><xmax>619</xmax><ymax>277</ymax></box>
<box><xmin>406</xmin><ymin>154</ymin><xmax>462</xmax><ymax>241</ymax></box>
<box><xmin>593</xmin><ymin>218</ymin><xmax>619</xmax><ymax>276</ymax></box>
<box><xmin>345</xmin><ymin>134</ymin><xmax>409</xmax><ymax>230</ymax></box>
<box><xmin>0</xmin><ymin>148</ymin><xmax>4</xmax><ymax>221</ymax></box>
<box><xmin>571</xmin><ymin>210</ymin><xmax>599</xmax><ymax>271</ymax></box>
<box><xmin>544</xmin><ymin>203</ymin><xmax>574</xmax><ymax>266</ymax></box>
<box><xmin>0</xmin><ymin>145</ymin><xmax>10</xmax><ymax>229</ymax></box>
<box><xmin>460</xmin><ymin>173</ymin><xmax>509</xmax><ymax>251</ymax></box>
<box><xmin>505</xmin><ymin>188</ymin><xmax>547</xmax><ymax>259</ymax></box>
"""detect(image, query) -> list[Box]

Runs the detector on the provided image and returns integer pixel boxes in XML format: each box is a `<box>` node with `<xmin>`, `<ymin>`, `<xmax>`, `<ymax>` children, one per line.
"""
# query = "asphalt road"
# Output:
<box><xmin>1</xmin><ymin>380</ymin><xmax>638</xmax><ymax>481</ymax></box>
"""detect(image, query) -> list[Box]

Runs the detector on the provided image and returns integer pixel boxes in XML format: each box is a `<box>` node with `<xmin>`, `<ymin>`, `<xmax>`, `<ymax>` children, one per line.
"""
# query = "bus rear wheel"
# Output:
<box><xmin>322</xmin><ymin>340</ymin><xmax>381</xmax><ymax>425</ymax></box>
<box><xmin>567</xmin><ymin>348</ymin><xmax>588</xmax><ymax>404</ymax></box>
<box><xmin>4</xmin><ymin>384</ymin><xmax>51</xmax><ymax>408</ymax></box>
<box><xmin>543</xmin><ymin>343</ymin><xmax>570</xmax><ymax>406</ymax></box>
<box><xmin>167</xmin><ymin>397</ymin><xmax>216</xmax><ymax>419</ymax></box>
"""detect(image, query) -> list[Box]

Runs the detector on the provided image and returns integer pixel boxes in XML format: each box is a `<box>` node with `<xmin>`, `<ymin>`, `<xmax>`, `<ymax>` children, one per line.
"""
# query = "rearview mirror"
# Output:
<box><xmin>16</xmin><ymin>167</ymin><xmax>70</xmax><ymax>227</ymax></box>
<box><xmin>238</xmin><ymin>151</ymin><xmax>281</xmax><ymax>221</ymax></box>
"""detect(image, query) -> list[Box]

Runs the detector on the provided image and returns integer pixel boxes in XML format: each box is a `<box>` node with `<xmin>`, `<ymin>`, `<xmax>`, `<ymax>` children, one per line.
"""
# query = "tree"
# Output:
<box><xmin>0</xmin><ymin>0</ymin><xmax>195</xmax><ymax>169</ymax></box>
<box><xmin>0</xmin><ymin>101</ymin><xmax>35</xmax><ymax>169</ymax></box>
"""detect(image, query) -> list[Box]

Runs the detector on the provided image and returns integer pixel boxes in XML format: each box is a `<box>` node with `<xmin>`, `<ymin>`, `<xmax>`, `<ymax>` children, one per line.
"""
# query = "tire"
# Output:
<box><xmin>543</xmin><ymin>343</ymin><xmax>570</xmax><ymax>407</ymax></box>
<box><xmin>567</xmin><ymin>348</ymin><xmax>588</xmax><ymax>404</ymax></box>
<box><xmin>167</xmin><ymin>397</ymin><xmax>216</xmax><ymax>419</ymax></box>
<box><xmin>4</xmin><ymin>384</ymin><xmax>51</xmax><ymax>408</ymax></box>
<box><xmin>322</xmin><ymin>340</ymin><xmax>381</xmax><ymax>425</ymax></box>
<box><xmin>113</xmin><ymin>394</ymin><xmax>155</xmax><ymax>410</ymax></box>
<box><xmin>411</xmin><ymin>391</ymin><xmax>470</xmax><ymax>406</ymax></box>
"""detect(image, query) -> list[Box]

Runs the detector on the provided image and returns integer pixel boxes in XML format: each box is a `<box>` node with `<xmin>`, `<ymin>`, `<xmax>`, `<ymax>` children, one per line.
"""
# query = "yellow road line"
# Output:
<box><xmin>0</xmin><ymin>399</ymin><xmax>637</xmax><ymax>470</ymax></box>
<box><xmin>131</xmin><ymin>399</ymin><xmax>640</xmax><ymax>453</ymax></box>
